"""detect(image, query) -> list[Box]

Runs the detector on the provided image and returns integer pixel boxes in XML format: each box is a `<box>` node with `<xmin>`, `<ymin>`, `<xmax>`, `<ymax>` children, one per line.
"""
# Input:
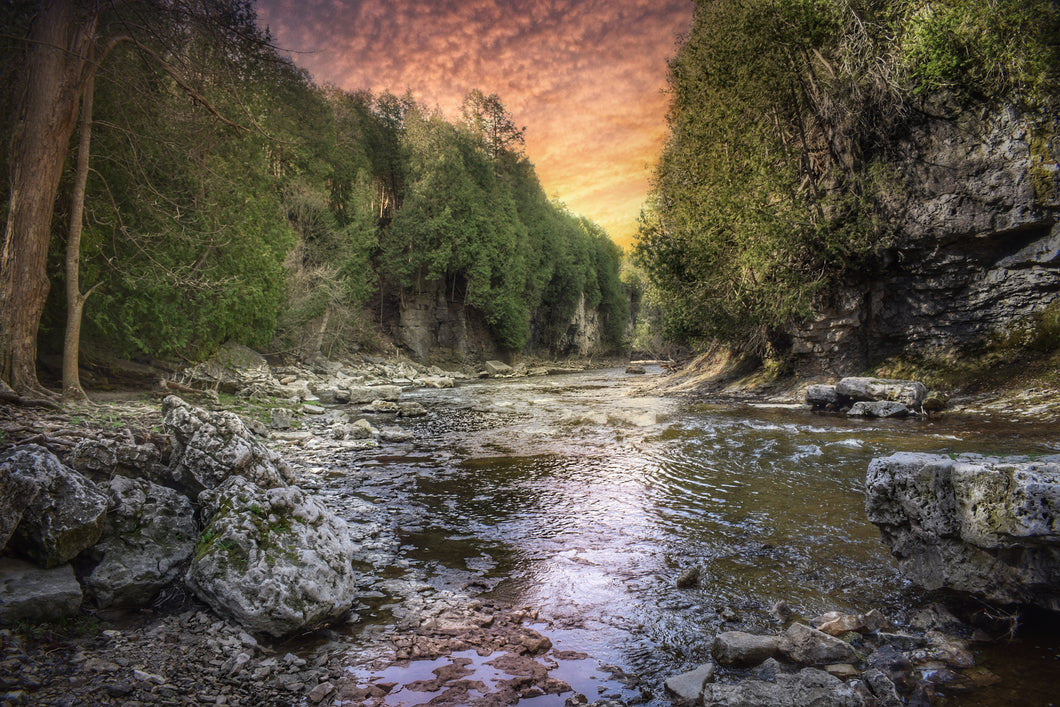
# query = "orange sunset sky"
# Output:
<box><xmin>254</xmin><ymin>0</ymin><xmax>695</xmax><ymax>249</ymax></box>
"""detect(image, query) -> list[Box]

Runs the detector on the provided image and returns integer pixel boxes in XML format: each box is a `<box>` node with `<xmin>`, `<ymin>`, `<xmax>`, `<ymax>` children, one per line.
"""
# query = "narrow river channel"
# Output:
<box><xmin>307</xmin><ymin>367</ymin><xmax>1060</xmax><ymax>706</ymax></box>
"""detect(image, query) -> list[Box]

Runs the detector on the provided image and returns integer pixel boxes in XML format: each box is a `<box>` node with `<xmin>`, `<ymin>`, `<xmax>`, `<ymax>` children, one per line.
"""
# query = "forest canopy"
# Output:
<box><xmin>634</xmin><ymin>0</ymin><xmax>1060</xmax><ymax>354</ymax></box>
<box><xmin>0</xmin><ymin>0</ymin><xmax>627</xmax><ymax>393</ymax></box>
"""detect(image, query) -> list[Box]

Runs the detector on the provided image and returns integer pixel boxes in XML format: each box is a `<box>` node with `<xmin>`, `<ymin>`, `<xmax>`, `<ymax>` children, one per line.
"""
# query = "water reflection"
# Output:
<box><xmin>343</xmin><ymin>368</ymin><xmax>1059</xmax><ymax>704</ymax></box>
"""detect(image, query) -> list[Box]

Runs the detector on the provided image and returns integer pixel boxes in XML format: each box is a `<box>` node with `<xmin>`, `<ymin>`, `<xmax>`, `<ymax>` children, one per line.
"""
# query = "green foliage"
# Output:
<box><xmin>28</xmin><ymin>4</ymin><xmax>625</xmax><ymax>364</ymax></box>
<box><xmin>898</xmin><ymin>0</ymin><xmax>1060</xmax><ymax>104</ymax></box>
<box><xmin>636</xmin><ymin>0</ymin><xmax>1059</xmax><ymax>354</ymax></box>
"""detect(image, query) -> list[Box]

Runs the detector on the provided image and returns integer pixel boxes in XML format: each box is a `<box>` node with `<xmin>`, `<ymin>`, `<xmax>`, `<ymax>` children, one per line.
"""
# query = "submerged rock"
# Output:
<box><xmin>701</xmin><ymin>667</ymin><xmax>861</xmax><ymax>707</ymax></box>
<box><xmin>0</xmin><ymin>445</ymin><xmax>108</xmax><ymax>568</ymax></box>
<box><xmin>84</xmin><ymin>476</ymin><xmax>198</xmax><ymax>608</ymax></box>
<box><xmin>865</xmin><ymin>452</ymin><xmax>1060</xmax><ymax>610</ymax></box>
<box><xmin>186</xmin><ymin>476</ymin><xmax>358</xmax><ymax>637</ymax></box>
<box><xmin>848</xmin><ymin>401</ymin><xmax>911</xmax><ymax>418</ymax></box>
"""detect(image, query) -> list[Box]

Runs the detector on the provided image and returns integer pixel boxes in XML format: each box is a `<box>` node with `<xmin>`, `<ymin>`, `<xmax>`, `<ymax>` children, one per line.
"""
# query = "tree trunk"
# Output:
<box><xmin>63</xmin><ymin>65</ymin><xmax>97</xmax><ymax>403</ymax></box>
<box><xmin>0</xmin><ymin>0</ymin><xmax>96</xmax><ymax>396</ymax></box>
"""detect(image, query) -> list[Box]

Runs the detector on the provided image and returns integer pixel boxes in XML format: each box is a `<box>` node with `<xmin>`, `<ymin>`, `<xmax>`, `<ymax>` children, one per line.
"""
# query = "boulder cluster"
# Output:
<box><xmin>804</xmin><ymin>376</ymin><xmax>936</xmax><ymax>418</ymax></box>
<box><xmin>0</xmin><ymin>396</ymin><xmax>360</xmax><ymax>639</ymax></box>
<box><xmin>666</xmin><ymin>605</ymin><xmax>996</xmax><ymax>706</ymax></box>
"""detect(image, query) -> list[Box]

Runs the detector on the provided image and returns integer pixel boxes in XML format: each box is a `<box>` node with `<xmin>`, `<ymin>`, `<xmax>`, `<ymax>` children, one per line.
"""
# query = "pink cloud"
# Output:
<box><xmin>255</xmin><ymin>0</ymin><xmax>693</xmax><ymax>248</ymax></box>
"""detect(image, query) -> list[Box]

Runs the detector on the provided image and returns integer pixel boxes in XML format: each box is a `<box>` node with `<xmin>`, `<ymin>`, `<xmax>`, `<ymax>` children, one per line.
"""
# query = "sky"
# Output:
<box><xmin>254</xmin><ymin>0</ymin><xmax>694</xmax><ymax>249</ymax></box>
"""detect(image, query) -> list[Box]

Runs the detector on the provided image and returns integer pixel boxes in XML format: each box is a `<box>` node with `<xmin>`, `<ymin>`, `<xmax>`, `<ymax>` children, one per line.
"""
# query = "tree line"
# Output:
<box><xmin>635</xmin><ymin>0</ymin><xmax>1059</xmax><ymax>358</ymax></box>
<box><xmin>0</xmin><ymin>0</ymin><xmax>627</xmax><ymax>399</ymax></box>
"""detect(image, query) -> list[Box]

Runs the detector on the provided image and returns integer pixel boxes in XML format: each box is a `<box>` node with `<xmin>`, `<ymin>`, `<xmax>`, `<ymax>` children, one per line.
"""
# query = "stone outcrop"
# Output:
<box><xmin>0</xmin><ymin>445</ymin><xmax>108</xmax><ymax>568</ymax></box>
<box><xmin>792</xmin><ymin>104</ymin><xmax>1060</xmax><ymax>375</ymax></box>
<box><xmin>84</xmin><ymin>476</ymin><xmax>198</xmax><ymax>608</ymax></box>
<box><xmin>163</xmin><ymin>395</ymin><xmax>296</xmax><ymax>497</ymax></box>
<box><xmin>865</xmin><ymin>452</ymin><xmax>1060</xmax><ymax>610</ymax></box>
<box><xmin>186</xmin><ymin>476</ymin><xmax>358</xmax><ymax>637</ymax></box>
<box><xmin>0</xmin><ymin>558</ymin><xmax>82</xmax><ymax>622</ymax></box>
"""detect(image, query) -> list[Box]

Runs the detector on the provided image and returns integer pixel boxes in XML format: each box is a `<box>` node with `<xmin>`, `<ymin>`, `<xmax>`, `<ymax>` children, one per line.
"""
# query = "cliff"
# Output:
<box><xmin>792</xmin><ymin>102</ymin><xmax>1060</xmax><ymax>376</ymax></box>
<box><xmin>393</xmin><ymin>280</ymin><xmax>610</xmax><ymax>362</ymax></box>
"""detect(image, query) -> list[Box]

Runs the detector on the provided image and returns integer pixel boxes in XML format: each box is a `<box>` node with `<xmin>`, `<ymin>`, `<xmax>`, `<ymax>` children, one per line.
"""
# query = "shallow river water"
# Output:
<box><xmin>316</xmin><ymin>367</ymin><xmax>1060</xmax><ymax>705</ymax></box>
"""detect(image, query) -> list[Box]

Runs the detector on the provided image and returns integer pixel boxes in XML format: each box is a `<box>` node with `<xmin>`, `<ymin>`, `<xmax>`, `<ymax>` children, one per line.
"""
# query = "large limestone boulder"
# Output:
<box><xmin>484</xmin><ymin>360</ymin><xmax>514</xmax><ymax>376</ymax></box>
<box><xmin>865</xmin><ymin>452</ymin><xmax>1060</xmax><ymax>610</ymax></box>
<box><xmin>836</xmin><ymin>377</ymin><xmax>927</xmax><ymax>408</ymax></box>
<box><xmin>0</xmin><ymin>558</ymin><xmax>82</xmax><ymax>622</ymax></box>
<box><xmin>186</xmin><ymin>476</ymin><xmax>358</xmax><ymax>637</ymax></box>
<box><xmin>84</xmin><ymin>476</ymin><xmax>198</xmax><ymax>608</ymax></box>
<box><xmin>0</xmin><ymin>445</ymin><xmax>108</xmax><ymax>568</ymax></box>
<box><xmin>163</xmin><ymin>396</ymin><xmax>296</xmax><ymax>497</ymax></box>
<box><xmin>180</xmin><ymin>341</ymin><xmax>278</xmax><ymax>395</ymax></box>
<box><xmin>0</xmin><ymin>467</ymin><xmax>39</xmax><ymax>550</ymax></box>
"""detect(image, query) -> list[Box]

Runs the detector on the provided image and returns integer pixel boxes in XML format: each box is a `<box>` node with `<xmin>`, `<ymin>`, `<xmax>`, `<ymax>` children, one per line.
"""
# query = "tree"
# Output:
<box><xmin>1</xmin><ymin>0</ymin><xmax>96</xmax><ymax>398</ymax></box>
<box><xmin>461</xmin><ymin>89</ymin><xmax>526</xmax><ymax>161</ymax></box>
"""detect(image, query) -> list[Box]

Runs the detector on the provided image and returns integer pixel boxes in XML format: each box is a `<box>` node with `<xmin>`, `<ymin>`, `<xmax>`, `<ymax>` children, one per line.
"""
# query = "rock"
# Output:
<box><xmin>701</xmin><ymin>667</ymin><xmax>861</xmax><ymax>707</ymax></box>
<box><xmin>418</xmin><ymin>376</ymin><xmax>454</xmax><ymax>389</ymax></box>
<box><xmin>186</xmin><ymin>476</ymin><xmax>358</xmax><ymax>637</ymax></box>
<box><xmin>812</xmin><ymin>610</ymin><xmax>889</xmax><ymax>636</ymax></box>
<box><xmin>84</xmin><ymin>476</ymin><xmax>198</xmax><ymax>608</ymax></box>
<box><xmin>0</xmin><ymin>558</ymin><xmax>82</xmax><ymax>622</ymax></box>
<box><xmin>921</xmin><ymin>392</ymin><xmax>950</xmax><ymax>413</ymax></box>
<box><xmin>0</xmin><ymin>445</ymin><xmax>108</xmax><ymax>568</ymax></box>
<box><xmin>240</xmin><ymin>416</ymin><xmax>269</xmax><ymax>437</ymax></box>
<box><xmin>180</xmin><ymin>342</ymin><xmax>278</xmax><ymax>395</ymax></box>
<box><xmin>855</xmin><ymin>668</ymin><xmax>903</xmax><ymax>707</ymax></box>
<box><xmin>825</xmin><ymin>664</ymin><xmax>859</xmax><ymax>679</ymax></box>
<box><xmin>0</xmin><ymin>467</ymin><xmax>38</xmax><ymax>551</ymax></box>
<box><xmin>163</xmin><ymin>396</ymin><xmax>296</xmax><ymax>497</ymax></box>
<box><xmin>68</xmin><ymin>433</ymin><xmax>164</xmax><ymax>482</ymax></box>
<box><xmin>664</xmin><ymin>662</ymin><xmax>715</xmax><ymax>702</ymax></box>
<box><xmin>302</xmin><ymin>404</ymin><xmax>326</xmax><ymax>415</ymax></box>
<box><xmin>675</xmin><ymin>566</ymin><xmax>700</xmax><ymax>588</ymax></box>
<box><xmin>777</xmin><ymin>623</ymin><xmax>857</xmax><ymax>666</ymax></box>
<box><xmin>379</xmin><ymin>427</ymin><xmax>415</xmax><ymax>443</ymax></box>
<box><xmin>625</xmin><ymin>365</ymin><xmax>646</xmax><ymax>374</ymax></box>
<box><xmin>269</xmin><ymin>408</ymin><xmax>293</xmax><ymax>430</ymax></box>
<box><xmin>484</xmin><ymin>360</ymin><xmax>513</xmax><ymax>377</ymax></box>
<box><xmin>712</xmin><ymin>631</ymin><xmax>780</xmax><ymax>667</ymax></box>
<box><xmin>847</xmin><ymin>401</ymin><xmax>911</xmax><ymax>418</ymax></box>
<box><xmin>805</xmin><ymin>384</ymin><xmax>838</xmax><ymax>408</ymax></box>
<box><xmin>865</xmin><ymin>452</ymin><xmax>1060</xmax><ymax>610</ymax></box>
<box><xmin>836</xmin><ymin>377</ymin><xmax>927</xmax><ymax>408</ymax></box>
<box><xmin>369</xmin><ymin>400</ymin><xmax>399</xmax><ymax>414</ymax></box>
<box><xmin>308</xmin><ymin>682</ymin><xmax>335</xmax><ymax>703</ymax></box>
<box><xmin>346</xmin><ymin>385</ymin><xmax>400</xmax><ymax>404</ymax></box>
<box><xmin>397</xmin><ymin>402</ymin><xmax>427</xmax><ymax>418</ymax></box>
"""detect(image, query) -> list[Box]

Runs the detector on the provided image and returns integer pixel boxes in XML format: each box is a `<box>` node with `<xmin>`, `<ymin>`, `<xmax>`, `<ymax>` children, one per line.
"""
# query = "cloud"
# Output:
<box><xmin>255</xmin><ymin>0</ymin><xmax>693</xmax><ymax>249</ymax></box>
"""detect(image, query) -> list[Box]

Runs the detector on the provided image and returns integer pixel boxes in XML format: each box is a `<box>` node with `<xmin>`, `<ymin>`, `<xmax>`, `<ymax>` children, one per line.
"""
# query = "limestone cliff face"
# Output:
<box><xmin>395</xmin><ymin>282</ymin><xmax>609</xmax><ymax>361</ymax></box>
<box><xmin>793</xmin><ymin>103</ymin><xmax>1060</xmax><ymax>376</ymax></box>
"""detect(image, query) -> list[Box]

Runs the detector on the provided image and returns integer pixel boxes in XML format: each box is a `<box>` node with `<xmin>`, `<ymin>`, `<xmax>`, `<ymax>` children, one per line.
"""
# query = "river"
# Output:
<box><xmin>311</xmin><ymin>366</ymin><xmax>1060</xmax><ymax>706</ymax></box>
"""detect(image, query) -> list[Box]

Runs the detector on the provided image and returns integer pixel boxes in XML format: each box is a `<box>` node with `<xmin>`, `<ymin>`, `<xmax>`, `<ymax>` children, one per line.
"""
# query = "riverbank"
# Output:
<box><xmin>644</xmin><ymin>345</ymin><xmax>1060</xmax><ymax>423</ymax></box>
<box><xmin>2</xmin><ymin>353</ymin><xmax>1058</xmax><ymax>706</ymax></box>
